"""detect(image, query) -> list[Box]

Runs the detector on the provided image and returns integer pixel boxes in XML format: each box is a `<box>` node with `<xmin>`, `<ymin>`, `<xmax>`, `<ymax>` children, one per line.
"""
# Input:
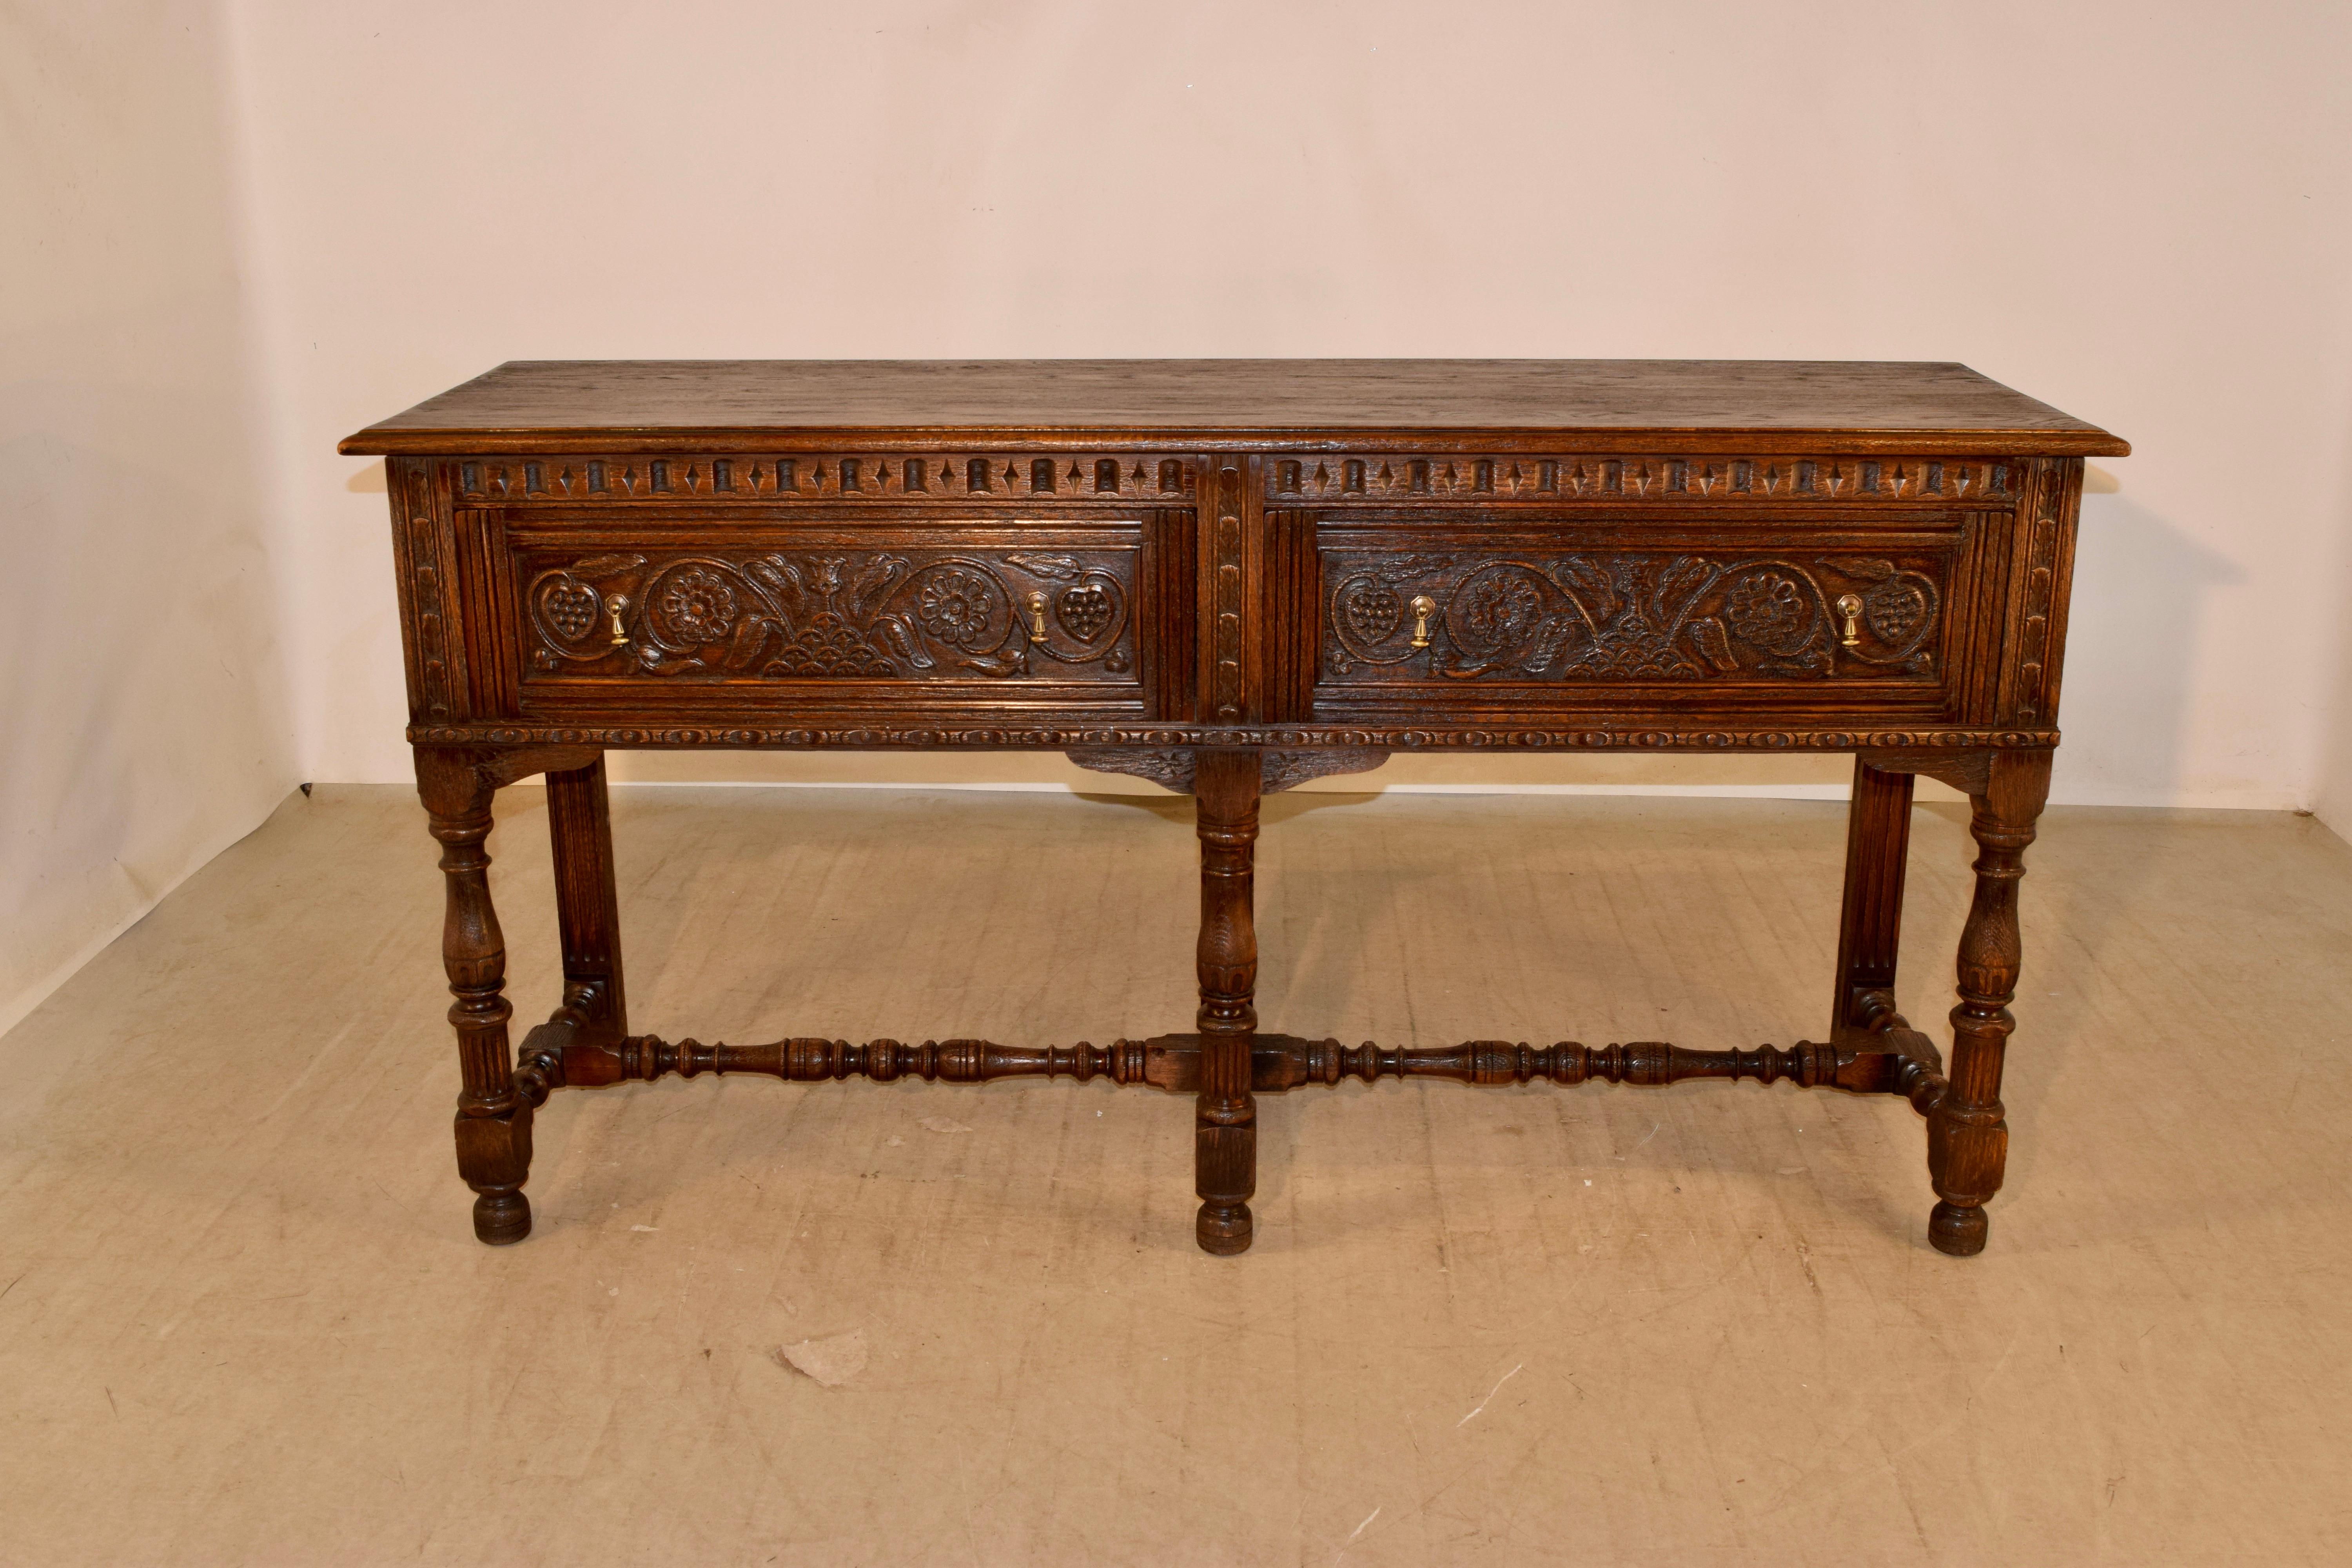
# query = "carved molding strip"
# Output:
<box><xmin>2014</xmin><ymin>514</ymin><xmax>2060</xmax><ymax>724</ymax></box>
<box><xmin>1270</xmin><ymin>454</ymin><xmax>2015</xmax><ymax>506</ymax></box>
<box><xmin>452</xmin><ymin>453</ymin><xmax>2016</xmax><ymax>506</ymax></box>
<box><xmin>455</xmin><ymin>454</ymin><xmax>1197</xmax><ymax>504</ymax></box>
<box><xmin>407</xmin><ymin>507</ymin><xmax>454</xmax><ymax>720</ymax></box>
<box><xmin>417</xmin><ymin>722</ymin><xmax>2059</xmax><ymax>751</ymax></box>
<box><xmin>1208</xmin><ymin>464</ymin><xmax>1247</xmax><ymax>721</ymax></box>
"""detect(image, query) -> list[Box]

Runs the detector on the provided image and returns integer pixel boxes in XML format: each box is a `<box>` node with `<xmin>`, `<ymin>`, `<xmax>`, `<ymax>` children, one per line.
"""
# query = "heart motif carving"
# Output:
<box><xmin>1864</xmin><ymin>582</ymin><xmax>1930</xmax><ymax>646</ymax></box>
<box><xmin>1341</xmin><ymin>582</ymin><xmax>1403</xmax><ymax>644</ymax></box>
<box><xmin>541</xmin><ymin>578</ymin><xmax>599</xmax><ymax>641</ymax></box>
<box><xmin>1056</xmin><ymin>583</ymin><xmax>1114</xmax><ymax>643</ymax></box>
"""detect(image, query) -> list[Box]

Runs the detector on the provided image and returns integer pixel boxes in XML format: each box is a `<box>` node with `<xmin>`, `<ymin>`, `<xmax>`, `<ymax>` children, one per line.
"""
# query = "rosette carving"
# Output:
<box><xmin>913</xmin><ymin>567</ymin><xmax>1001</xmax><ymax>648</ymax></box>
<box><xmin>650</xmin><ymin>565</ymin><xmax>741</xmax><ymax>645</ymax></box>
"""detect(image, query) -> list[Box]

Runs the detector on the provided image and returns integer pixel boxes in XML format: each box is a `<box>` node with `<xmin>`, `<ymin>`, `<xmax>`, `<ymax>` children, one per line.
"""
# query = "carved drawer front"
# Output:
<box><xmin>499</xmin><ymin>524</ymin><xmax>1149</xmax><ymax>719</ymax></box>
<box><xmin>1313</xmin><ymin>523</ymin><xmax>1980</xmax><ymax>721</ymax></box>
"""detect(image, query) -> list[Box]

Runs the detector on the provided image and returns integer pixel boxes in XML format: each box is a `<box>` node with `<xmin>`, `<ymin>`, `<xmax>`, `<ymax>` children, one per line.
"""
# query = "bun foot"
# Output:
<box><xmin>1196</xmin><ymin>1201</ymin><xmax>1253</xmax><ymax>1256</ymax></box>
<box><xmin>472</xmin><ymin>1189</ymin><xmax>532</xmax><ymax>1245</ymax></box>
<box><xmin>1929</xmin><ymin>1200</ymin><xmax>1987</xmax><ymax>1256</ymax></box>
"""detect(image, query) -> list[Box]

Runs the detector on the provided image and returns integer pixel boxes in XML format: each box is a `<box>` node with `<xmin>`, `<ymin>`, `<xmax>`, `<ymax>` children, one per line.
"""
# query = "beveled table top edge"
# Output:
<box><xmin>340</xmin><ymin>359</ymin><xmax>2129</xmax><ymax>458</ymax></box>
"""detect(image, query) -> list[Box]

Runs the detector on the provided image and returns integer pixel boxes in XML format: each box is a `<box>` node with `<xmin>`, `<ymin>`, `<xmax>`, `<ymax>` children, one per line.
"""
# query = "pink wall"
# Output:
<box><xmin>11</xmin><ymin>1</ymin><xmax>2350</xmax><ymax>1030</ymax></box>
<box><xmin>2</xmin><ymin>1</ymin><xmax>296</xmax><ymax>1033</ymax></box>
<box><xmin>222</xmin><ymin>1</ymin><xmax>2352</xmax><ymax>809</ymax></box>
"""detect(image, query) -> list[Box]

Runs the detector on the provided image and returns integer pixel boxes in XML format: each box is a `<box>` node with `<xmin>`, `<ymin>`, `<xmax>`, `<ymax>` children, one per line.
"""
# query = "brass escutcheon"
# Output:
<box><xmin>1835</xmin><ymin>593</ymin><xmax>1864</xmax><ymax>650</ymax></box>
<box><xmin>1026</xmin><ymin>590</ymin><xmax>1049</xmax><ymax>644</ymax></box>
<box><xmin>607</xmin><ymin>594</ymin><xmax>631</xmax><ymax>650</ymax></box>
<box><xmin>1409</xmin><ymin>595</ymin><xmax>1436</xmax><ymax>649</ymax></box>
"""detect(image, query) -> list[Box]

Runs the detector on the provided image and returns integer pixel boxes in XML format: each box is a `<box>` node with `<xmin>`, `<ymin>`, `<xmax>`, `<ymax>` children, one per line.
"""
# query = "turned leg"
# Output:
<box><xmin>546</xmin><ymin>754</ymin><xmax>627</xmax><ymax>1039</ymax></box>
<box><xmin>1193</xmin><ymin>748</ymin><xmax>1260</xmax><ymax>1255</ymax></box>
<box><xmin>1927</xmin><ymin>750</ymin><xmax>2051</xmax><ymax>1256</ymax></box>
<box><xmin>1831</xmin><ymin>759</ymin><xmax>1915</xmax><ymax>1044</ymax></box>
<box><xmin>415</xmin><ymin>746</ymin><xmax>534</xmax><ymax>1245</ymax></box>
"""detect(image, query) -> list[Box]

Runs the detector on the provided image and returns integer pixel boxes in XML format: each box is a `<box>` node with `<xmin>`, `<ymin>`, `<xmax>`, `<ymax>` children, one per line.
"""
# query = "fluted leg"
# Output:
<box><xmin>1831</xmin><ymin>759</ymin><xmax>1915</xmax><ymax>1044</ymax></box>
<box><xmin>546</xmin><ymin>754</ymin><xmax>627</xmax><ymax>1039</ymax></box>
<box><xmin>1193</xmin><ymin>748</ymin><xmax>1259</xmax><ymax>1255</ymax></box>
<box><xmin>416</xmin><ymin>746</ymin><xmax>533</xmax><ymax>1245</ymax></box>
<box><xmin>1927</xmin><ymin>750</ymin><xmax>2050</xmax><ymax>1256</ymax></box>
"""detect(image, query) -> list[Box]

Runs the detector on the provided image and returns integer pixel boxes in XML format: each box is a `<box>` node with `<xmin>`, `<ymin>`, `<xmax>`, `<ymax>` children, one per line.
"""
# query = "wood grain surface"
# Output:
<box><xmin>341</xmin><ymin>359</ymin><xmax>2130</xmax><ymax>456</ymax></box>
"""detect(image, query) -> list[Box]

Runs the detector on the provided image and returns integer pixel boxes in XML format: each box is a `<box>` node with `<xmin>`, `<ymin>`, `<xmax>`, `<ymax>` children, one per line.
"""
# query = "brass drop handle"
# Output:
<box><xmin>1409</xmin><ymin>595</ymin><xmax>1436</xmax><ymax>649</ymax></box>
<box><xmin>1835</xmin><ymin>593</ymin><xmax>1863</xmax><ymax>650</ymax></box>
<box><xmin>1027</xmin><ymin>591</ymin><xmax>1049</xmax><ymax>644</ymax></box>
<box><xmin>608</xmin><ymin>594</ymin><xmax>632</xmax><ymax>650</ymax></box>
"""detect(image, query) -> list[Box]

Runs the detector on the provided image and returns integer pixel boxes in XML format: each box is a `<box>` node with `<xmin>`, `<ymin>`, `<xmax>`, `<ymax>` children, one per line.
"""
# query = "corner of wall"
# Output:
<box><xmin>0</xmin><ymin>0</ymin><xmax>303</xmax><ymax>1038</ymax></box>
<box><xmin>2312</xmin><ymin>548</ymin><xmax>2352</xmax><ymax>846</ymax></box>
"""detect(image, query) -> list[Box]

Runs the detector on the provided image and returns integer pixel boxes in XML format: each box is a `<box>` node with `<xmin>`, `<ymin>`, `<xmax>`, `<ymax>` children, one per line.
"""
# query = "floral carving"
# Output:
<box><xmin>526</xmin><ymin>550</ymin><xmax>1133</xmax><ymax>682</ymax></box>
<box><xmin>652</xmin><ymin>566</ymin><xmax>741</xmax><ymax>645</ymax></box>
<box><xmin>1576</xmin><ymin>617</ymin><xmax>1702</xmax><ymax>680</ymax></box>
<box><xmin>1457</xmin><ymin>570</ymin><xmax>1543</xmax><ymax>654</ymax></box>
<box><xmin>1005</xmin><ymin>552</ymin><xmax>1083</xmax><ymax>579</ymax></box>
<box><xmin>1326</xmin><ymin>552</ymin><xmax>1942</xmax><ymax>683</ymax></box>
<box><xmin>915</xmin><ymin>568</ymin><xmax>1000</xmax><ymax>648</ymax></box>
<box><xmin>1546</xmin><ymin>557</ymin><xmax>1713</xmax><ymax>679</ymax></box>
<box><xmin>766</xmin><ymin>614</ymin><xmax>900</xmax><ymax>676</ymax></box>
<box><xmin>1723</xmin><ymin>570</ymin><xmax>1813</xmax><ymax>656</ymax></box>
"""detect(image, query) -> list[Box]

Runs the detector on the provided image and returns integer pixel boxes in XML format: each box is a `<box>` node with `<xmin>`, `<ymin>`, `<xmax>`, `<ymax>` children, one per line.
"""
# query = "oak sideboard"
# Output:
<box><xmin>341</xmin><ymin>359</ymin><xmax>2127</xmax><ymax>1257</ymax></box>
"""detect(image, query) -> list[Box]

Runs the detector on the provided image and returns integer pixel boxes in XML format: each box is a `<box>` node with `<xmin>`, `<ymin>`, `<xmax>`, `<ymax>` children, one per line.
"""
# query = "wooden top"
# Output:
<box><xmin>340</xmin><ymin>359</ymin><xmax>2128</xmax><ymax>457</ymax></box>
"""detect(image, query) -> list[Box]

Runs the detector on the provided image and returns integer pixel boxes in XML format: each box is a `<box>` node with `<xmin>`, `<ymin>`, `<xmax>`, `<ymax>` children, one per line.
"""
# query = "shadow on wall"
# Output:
<box><xmin>2056</xmin><ymin>492</ymin><xmax>2241</xmax><ymax>808</ymax></box>
<box><xmin>2318</xmin><ymin>405</ymin><xmax>2352</xmax><ymax>838</ymax></box>
<box><xmin>0</xmin><ymin>415</ymin><xmax>292</xmax><ymax>1032</ymax></box>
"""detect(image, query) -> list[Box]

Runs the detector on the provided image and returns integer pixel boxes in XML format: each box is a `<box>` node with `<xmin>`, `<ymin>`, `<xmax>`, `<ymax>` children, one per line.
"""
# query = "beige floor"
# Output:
<box><xmin>3</xmin><ymin>784</ymin><xmax>2350</xmax><ymax>1565</ymax></box>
